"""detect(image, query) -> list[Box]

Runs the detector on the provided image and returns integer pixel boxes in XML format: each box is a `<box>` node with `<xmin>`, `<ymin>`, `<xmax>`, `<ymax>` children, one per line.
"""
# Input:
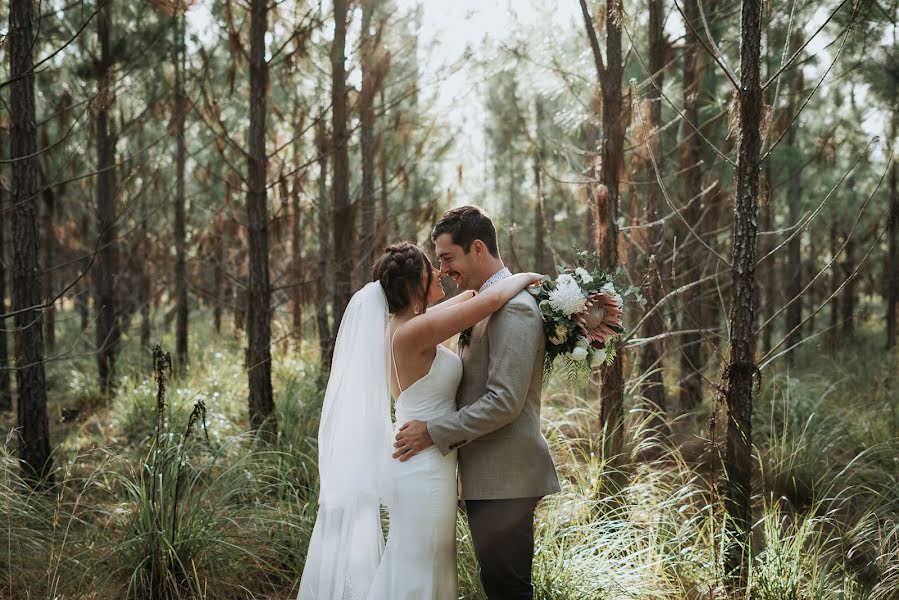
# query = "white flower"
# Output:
<box><xmin>556</xmin><ymin>273</ymin><xmax>576</xmax><ymax>286</ymax></box>
<box><xmin>601</xmin><ymin>282</ymin><xmax>616</xmax><ymax>294</ymax></box>
<box><xmin>571</xmin><ymin>347</ymin><xmax>589</xmax><ymax>361</ymax></box>
<box><xmin>548</xmin><ymin>280</ymin><xmax>586</xmax><ymax>316</ymax></box>
<box><xmin>591</xmin><ymin>348</ymin><xmax>607</xmax><ymax>367</ymax></box>
<box><xmin>575</xmin><ymin>267</ymin><xmax>593</xmax><ymax>283</ymax></box>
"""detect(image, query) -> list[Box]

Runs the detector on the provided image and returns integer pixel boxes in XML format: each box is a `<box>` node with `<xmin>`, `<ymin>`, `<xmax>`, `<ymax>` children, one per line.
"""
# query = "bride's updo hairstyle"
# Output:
<box><xmin>372</xmin><ymin>241</ymin><xmax>434</xmax><ymax>314</ymax></box>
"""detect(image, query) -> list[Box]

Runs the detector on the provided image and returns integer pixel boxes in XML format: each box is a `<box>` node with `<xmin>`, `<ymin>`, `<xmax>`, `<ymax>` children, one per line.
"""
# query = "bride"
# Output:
<box><xmin>298</xmin><ymin>241</ymin><xmax>539</xmax><ymax>600</ymax></box>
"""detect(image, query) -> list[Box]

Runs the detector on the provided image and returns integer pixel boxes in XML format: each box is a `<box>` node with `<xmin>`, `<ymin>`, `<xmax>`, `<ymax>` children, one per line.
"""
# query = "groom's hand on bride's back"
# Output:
<box><xmin>393</xmin><ymin>420</ymin><xmax>433</xmax><ymax>461</ymax></box>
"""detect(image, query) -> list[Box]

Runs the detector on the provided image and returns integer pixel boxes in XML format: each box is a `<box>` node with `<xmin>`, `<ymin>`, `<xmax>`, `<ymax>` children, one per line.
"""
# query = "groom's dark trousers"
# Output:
<box><xmin>464</xmin><ymin>496</ymin><xmax>542</xmax><ymax>600</ymax></box>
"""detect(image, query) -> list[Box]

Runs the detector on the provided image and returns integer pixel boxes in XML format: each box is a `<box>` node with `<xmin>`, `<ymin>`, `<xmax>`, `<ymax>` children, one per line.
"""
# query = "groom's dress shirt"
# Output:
<box><xmin>478</xmin><ymin>267</ymin><xmax>512</xmax><ymax>292</ymax></box>
<box><xmin>428</xmin><ymin>267</ymin><xmax>561</xmax><ymax>500</ymax></box>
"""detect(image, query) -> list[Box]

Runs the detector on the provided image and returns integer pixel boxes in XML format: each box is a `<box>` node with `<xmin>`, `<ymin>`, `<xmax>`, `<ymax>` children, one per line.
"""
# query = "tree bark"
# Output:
<box><xmin>315</xmin><ymin>114</ymin><xmax>333</xmax><ymax>370</ymax></box>
<box><xmin>330</xmin><ymin>0</ymin><xmax>353</xmax><ymax>335</ymax></box>
<box><xmin>599</xmin><ymin>0</ymin><xmax>625</xmax><ymax>457</ymax></box>
<box><xmin>638</xmin><ymin>0</ymin><xmax>668</xmax><ymax>423</ymax></box>
<box><xmin>842</xmin><ymin>228</ymin><xmax>857</xmax><ymax>336</ymax></box>
<box><xmin>213</xmin><ymin>213</ymin><xmax>224</xmax><ymax>335</ymax></box>
<box><xmin>10</xmin><ymin>0</ymin><xmax>54</xmax><ymax>486</ymax></box>
<box><xmin>578</xmin><ymin>0</ymin><xmax>627</xmax><ymax>457</ymax></box>
<box><xmin>77</xmin><ymin>214</ymin><xmax>90</xmax><ymax>331</ymax></box>
<box><xmin>291</xmin><ymin>169</ymin><xmax>304</xmax><ymax>341</ymax></box>
<box><xmin>0</xmin><ymin>127</ymin><xmax>11</xmax><ymax>413</ymax></box>
<box><xmin>245</xmin><ymin>0</ymin><xmax>276</xmax><ymax>438</ymax></box>
<box><xmin>842</xmin><ymin>178</ymin><xmax>857</xmax><ymax>336</ymax></box>
<box><xmin>677</xmin><ymin>0</ymin><xmax>706</xmax><ymax>413</ymax></box>
<box><xmin>533</xmin><ymin>97</ymin><xmax>549</xmax><ymax>274</ymax></box>
<box><xmin>784</xmin><ymin>70</ymin><xmax>805</xmax><ymax>364</ymax></box>
<box><xmin>174</xmin><ymin>8</ymin><xmax>189</xmax><ymax>372</ymax></box>
<box><xmin>359</xmin><ymin>3</ymin><xmax>377</xmax><ymax>280</ymax></box>
<box><xmin>885</xmin><ymin>115</ymin><xmax>897</xmax><ymax>350</ymax></box>
<box><xmin>721</xmin><ymin>0</ymin><xmax>762</xmax><ymax>589</ymax></box>
<box><xmin>139</xmin><ymin>220</ymin><xmax>151</xmax><ymax>350</ymax></box>
<box><xmin>94</xmin><ymin>5</ymin><xmax>120</xmax><ymax>399</ymax></box>
<box><xmin>761</xmin><ymin>160</ymin><xmax>775</xmax><ymax>355</ymax></box>
<box><xmin>378</xmin><ymin>88</ymin><xmax>390</xmax><ymax>252</ymax></box>
<box><xmin>830</xmin><ymin>222</ymin><xmax>840</xmax><ymax>331</ymax></box>
<box><xmin>41</xmin><ymin>181</ymin><xmax>55</xmax><ymax>354</ymax></box>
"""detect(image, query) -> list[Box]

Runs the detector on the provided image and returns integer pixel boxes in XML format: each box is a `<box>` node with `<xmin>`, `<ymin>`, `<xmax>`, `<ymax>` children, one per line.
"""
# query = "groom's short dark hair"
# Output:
<box><xmin>431</xmin><ymin>205</ymin><xmax>499</xmax><ymax>258</ymax></box>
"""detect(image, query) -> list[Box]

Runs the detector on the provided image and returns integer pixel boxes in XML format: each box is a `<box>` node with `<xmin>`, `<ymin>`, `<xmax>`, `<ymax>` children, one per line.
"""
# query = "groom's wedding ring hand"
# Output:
<box><xmin>392</xmin><ymin>420</ymin><xmax>434</xmax><ymax>461</ymax></box>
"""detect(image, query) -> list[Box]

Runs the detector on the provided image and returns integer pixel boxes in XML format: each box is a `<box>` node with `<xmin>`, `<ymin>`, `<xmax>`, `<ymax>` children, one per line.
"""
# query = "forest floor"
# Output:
<box><xmin>1</xmin><ymin>304</ymin><xmax>897</xmax><ymax>600</ymax></box>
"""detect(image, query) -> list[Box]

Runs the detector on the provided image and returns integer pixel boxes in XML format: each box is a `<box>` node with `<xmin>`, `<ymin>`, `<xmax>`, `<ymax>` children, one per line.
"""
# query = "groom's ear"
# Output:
<box><xmin>472</xmin><ymin>239</ymin><xmax>485</xmax><ymax>257</ymax></box>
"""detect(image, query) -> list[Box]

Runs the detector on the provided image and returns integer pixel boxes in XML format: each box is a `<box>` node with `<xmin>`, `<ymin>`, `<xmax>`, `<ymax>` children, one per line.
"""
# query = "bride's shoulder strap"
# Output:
<box><xmin>389</xmin><ymin>326</ymin><xmax>404</xmax><ymax>394</ymax></box>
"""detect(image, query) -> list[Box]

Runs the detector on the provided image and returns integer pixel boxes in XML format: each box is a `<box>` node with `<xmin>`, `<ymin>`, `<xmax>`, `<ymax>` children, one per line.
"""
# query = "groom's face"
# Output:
<box><xmin>434</xmin><ymin>233</ymin><xmax>480</xmax><ymax>291</ymax></box>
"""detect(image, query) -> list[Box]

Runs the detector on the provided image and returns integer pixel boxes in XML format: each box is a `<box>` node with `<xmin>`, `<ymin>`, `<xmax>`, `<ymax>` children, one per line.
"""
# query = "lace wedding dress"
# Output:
<box><xmin>298</xmin><ymin>282</ymin><xmax>461</xmax><ymax>600</ymax></box>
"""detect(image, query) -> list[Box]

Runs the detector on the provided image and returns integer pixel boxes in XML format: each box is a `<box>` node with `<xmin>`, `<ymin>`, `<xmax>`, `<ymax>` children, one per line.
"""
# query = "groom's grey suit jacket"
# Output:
<box><xmin>427</xmin><ymin>289</ymin><xmax>561</xmax><ymax>500</ymax></box>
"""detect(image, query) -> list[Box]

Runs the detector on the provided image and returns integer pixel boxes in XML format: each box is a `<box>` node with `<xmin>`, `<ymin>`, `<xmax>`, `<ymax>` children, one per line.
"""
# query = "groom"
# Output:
<box><xmin>393</xmin><ymin>205</ymin><xmax>560</xmax><ymax>599</ymax></box>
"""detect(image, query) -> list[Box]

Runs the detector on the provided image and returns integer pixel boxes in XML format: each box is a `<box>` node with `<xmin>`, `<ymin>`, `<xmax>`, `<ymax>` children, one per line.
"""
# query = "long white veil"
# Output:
<box><xmin>298</xmin><ymin>281</ymin><xmax>393</xmax><ymax>600</ymax></box>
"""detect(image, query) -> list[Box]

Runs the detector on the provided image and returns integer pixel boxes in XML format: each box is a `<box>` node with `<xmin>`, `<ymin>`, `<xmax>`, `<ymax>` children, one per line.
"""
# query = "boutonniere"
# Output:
<box><xmin>459</xmin><ymin>327</ymin><xmax>473</xmax><ymax>350</ymax></box>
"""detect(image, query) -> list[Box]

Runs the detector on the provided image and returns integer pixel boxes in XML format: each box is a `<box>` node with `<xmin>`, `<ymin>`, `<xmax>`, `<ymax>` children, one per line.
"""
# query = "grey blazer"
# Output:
<box><xmin>427</xmin><ymin>289</ymin><xmax>561</xmax><ymax>500</ymax></box>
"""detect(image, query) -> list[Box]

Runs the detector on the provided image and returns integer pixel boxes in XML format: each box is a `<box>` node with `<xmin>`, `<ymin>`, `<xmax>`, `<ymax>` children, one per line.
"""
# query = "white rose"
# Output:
<box><xmin>591</xmin><ymin>348</ymin><xmax>607</xmax><ymax>367</ymax></box>
<box><xmin>556</xmin><ymin>274</ymin><xmax>576</xmax><ymax>286</ymax></box>
<box><xmin>570</xmin><ymin>346</ymin><xmax>589</xmax><ymax>361</ymax></box>
<box><xmin>575</xmin><ymin>267</ymin><xmax>593</xmax><ymax>283</ymax></box>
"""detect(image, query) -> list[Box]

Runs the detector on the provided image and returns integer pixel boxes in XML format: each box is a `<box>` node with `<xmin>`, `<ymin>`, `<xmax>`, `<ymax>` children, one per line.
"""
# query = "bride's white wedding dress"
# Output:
<box><xmin>297</xmin><ymin>281</ymin><xmax>461</xmax><ymax>600</ymax></box>
<box><xmin>365</xmin><ymin>342</ymin><xmax>462</xmax><ymax>599</ymax></box>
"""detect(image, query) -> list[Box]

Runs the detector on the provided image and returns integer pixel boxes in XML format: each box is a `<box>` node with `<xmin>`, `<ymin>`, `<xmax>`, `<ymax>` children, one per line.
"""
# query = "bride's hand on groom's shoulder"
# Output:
<box><xmin>518</xmin><ymin>272</ymin><xmax>544</xmax><ymax>289</ymax></box>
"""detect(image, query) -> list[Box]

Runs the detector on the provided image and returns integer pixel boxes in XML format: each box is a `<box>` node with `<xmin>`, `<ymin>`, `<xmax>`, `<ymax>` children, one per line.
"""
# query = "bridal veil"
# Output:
<box><xmin>297</xmin><ymin>281</ymin><xmax>393</xmax><ymax>600</ymax></box>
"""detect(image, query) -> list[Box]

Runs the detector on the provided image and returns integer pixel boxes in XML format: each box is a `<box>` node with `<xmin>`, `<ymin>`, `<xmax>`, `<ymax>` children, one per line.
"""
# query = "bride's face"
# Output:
<box><xmin>423</xmin><ymin>263</ymin><xmax>444</xmax><ymax>306</ymax></box>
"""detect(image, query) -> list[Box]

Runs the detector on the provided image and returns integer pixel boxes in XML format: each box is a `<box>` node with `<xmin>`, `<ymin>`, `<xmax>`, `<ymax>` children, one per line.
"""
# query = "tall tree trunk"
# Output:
<box><xmin>174</xmin><ymin>9</ymin><xmax>189</xmax><ymax>372</ymax></box>
<box><xmin>533</xmin><ymin>97</ymin><xmax>549</xmax><ymax>274</ymax></box>
<box><xmin>677</xmin><ymin>0</ymin><xmax>705</xmax><ymax>413</ymax></box>
<box><xmin>245</xmin><ymin>0</ymin><xmax>276</xmax><ymax>438</ymax></box>
<box><xmin>842</xmin><ymin>179</ymin><xmax>857</xmax><ymax>336</ymax></box>
<box><xmin>599</xmin><ymin>0</ymin><xmax>625</xmax><ymax>457</ymax></box>
<box><xmin>0</xmin><ymin>126</ymin><xmax>12</xmax><ymax>412</ymax></box>
<box><xmin>378</xmin><ymin>87</ymin><xmax>390</xmax><ymax>251</ymax></box>
<box><xmin>94</xmin><ymin>5</ymin><xmax>120</xmax><ymax>399</ymax></box>
<box><xmin>315</xmin><ymin>115</ymin><xmax>333</xmax><ymax>370</ymax></box>
<box><xmin>830</xmin><ymin>222</ymin><xmax>840</xmax><ymax>331</ymax></box>
<box><xmin>761</xmin><ymin>160</ymin><xmax>775</xmax><ymax>355</ymax></box>
<box><xmin>10</xmin><ymin>0</ymin><xmax>54</xmax><ymax>486</ymax></box>
<box><xmin>41</xmin><ymin>182</ymin><xmax>55</xmax><ymax>354</ymax></box>
<box><xmin>578</xmin><ymin>0</ymin><xmax>626</xmax><ymax>457</ymax></box>
<box><xmin>213</xmin><ymin>213</ymin><xmax>224</xmax><ymax>335</ymax></box>
<box><xmin>842</xmin><ymin>227</ymin><xmax>857</xmax><ymax>336</ymax></box>
<box><xmin>139</xmin><ymin>221</ymin><xmax>151</xmax><ymax>350</ymax></box>
<box><xmin>721</xmin><ymin>0</ymin><xmax>762</xmax><ymax>589</ymax></box>
<box><xmin>291</xmin><ymin>171</ymin><xmax>304</xmax><ymax>341</ymax></box>
<box><xmin>885</xmin><ymin>115</ymin><xmax>897</xmax><ymax>350</ymax></box>
<box><xmin>807</xmin><ymin>232</ymin><xmax>816</xmax><ymax>333</ymax></box>
<box><xmin>638</xmin><ymin>0</ymin><xmax>667</xmax><ymax>423</ymax></box>
<box><xmin>784</xmin><ymin>71</ymin><xmax>804</xmax><ymax>364</ymax></box>
<box><xmin>358</xmin><ymin>3</ymin><xmax>377</xmax><ymax>281</ymax></box>
<box><xmin>77</xmin><ymin>214</ymin><xmax>90</xmax><ymax>331</ymax></box>
<box><xmin>330</xmin><ymin>0</ymin><xmax>352</xmax><ymax>334</ymax></box>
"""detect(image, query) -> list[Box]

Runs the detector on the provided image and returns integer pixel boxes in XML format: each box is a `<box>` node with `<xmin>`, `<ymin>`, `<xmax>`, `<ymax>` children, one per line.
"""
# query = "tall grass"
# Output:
<box><xmin>1</xmin><ymin>308</ymin><xmax>895</xmax><ymax>598</ymax></box>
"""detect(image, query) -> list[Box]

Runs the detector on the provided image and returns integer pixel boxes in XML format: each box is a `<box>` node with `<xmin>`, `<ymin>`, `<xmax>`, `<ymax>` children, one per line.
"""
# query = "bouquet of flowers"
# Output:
<box><xmin>529</xmin><ymin>251</ymin><xmax>634</xmax><ymax>383</ymax></box>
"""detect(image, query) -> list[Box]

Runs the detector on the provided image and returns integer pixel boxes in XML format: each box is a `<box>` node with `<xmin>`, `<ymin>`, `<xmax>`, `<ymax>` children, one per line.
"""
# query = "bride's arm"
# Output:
<box><xmin>395</xmin><ymin>272</ymin><xmax>541</xmax><ymax>351</ymax></box>
<box><xmin>428</xmin><ymin>289</ymin><xmax>477</xmax><ymax>312</ymax></box>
